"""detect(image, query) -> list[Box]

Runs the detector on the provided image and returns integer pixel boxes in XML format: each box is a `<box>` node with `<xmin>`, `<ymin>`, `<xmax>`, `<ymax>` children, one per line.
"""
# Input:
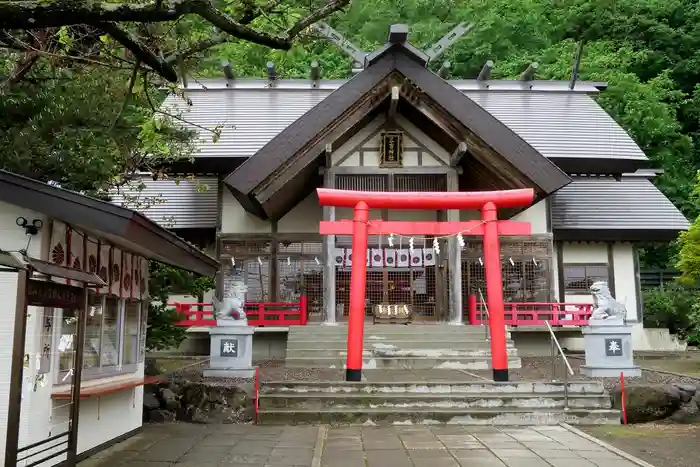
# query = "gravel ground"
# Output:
<box><xmin>580</xmin><ymin>423</ymin><xmax>700</xmax><ymax>467</ymax></box>
<box><xmin>507</xmin><ymin>355</ymin><xmax>700</xmax><ymax>392</ymax></box>
<box><xmin>167</xmin><ymin>355</ymin><xmax>700</xmax><ymax>390</ymax></box>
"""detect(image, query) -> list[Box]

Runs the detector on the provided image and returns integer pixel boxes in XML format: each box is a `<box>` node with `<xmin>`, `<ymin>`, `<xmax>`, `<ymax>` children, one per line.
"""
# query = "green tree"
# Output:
<box><xmin>147</xmin><ymin>262</ymin><xmax>216</xmax><ymax>351</ymax></box>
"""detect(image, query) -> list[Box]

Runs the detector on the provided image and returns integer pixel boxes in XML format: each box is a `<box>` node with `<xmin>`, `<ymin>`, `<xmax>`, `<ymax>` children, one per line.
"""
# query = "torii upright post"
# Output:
<box><xmin>318</xmin><ymin>188</ymin><xmax>535</xmax><ymax>382</ymax></box>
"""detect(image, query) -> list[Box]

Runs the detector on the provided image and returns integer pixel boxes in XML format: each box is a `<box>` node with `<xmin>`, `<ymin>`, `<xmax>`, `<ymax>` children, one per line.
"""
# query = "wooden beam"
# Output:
<box><xmin>319</xmin><ymin>220</ymin><xmax>531</xmax><ymax>237</ymax></box>
<box><xmin>450</xmin><ymin>141</ymin><xmax>468</xmax><ymax>165</ymax></box>
<box><xmin>388</xmin><ymin>85</ymin><xmax>399</xmax><ymax>119</ymax></box>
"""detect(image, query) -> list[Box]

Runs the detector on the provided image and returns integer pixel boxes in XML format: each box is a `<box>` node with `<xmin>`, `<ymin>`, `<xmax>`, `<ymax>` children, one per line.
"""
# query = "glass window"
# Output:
<box><xmin>123</xmin><ymin>302</ymin><xmax>141</xmax><ymax>365</ymax></box>
<box><xmin>58</xmin><ymin>309</ymin><xmax>77</xmax><ymax>372</ymax></box>
<box><xmin>100</xmin><ymin>298</ymin><xmax>120</xmax><ymax>367</ymax></box>
<box><xmin>564</xmin><ymin>264</ymin><xmax>610</xmax><ymax>294</ymax></box>
<box><xmin>83</xmin><ymin>294</ymin><xmax>103</xmax><ymax>369</ymax></box>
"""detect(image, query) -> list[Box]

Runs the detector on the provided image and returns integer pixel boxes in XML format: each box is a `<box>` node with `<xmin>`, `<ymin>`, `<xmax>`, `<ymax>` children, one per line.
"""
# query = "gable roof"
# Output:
<box><xmin>162</xmin><ymin>81</ymin><xmax>646</xmax><ymax>174</ymax></box>
<box><xmin>0</xmin><ymin>170</ymin><xmax>219</xmax><ymax>277</ymax></box>
<box><xmin>223</xmin><ymin>43</ymin><xmax>570</xmax><ymax>219</ymax></box>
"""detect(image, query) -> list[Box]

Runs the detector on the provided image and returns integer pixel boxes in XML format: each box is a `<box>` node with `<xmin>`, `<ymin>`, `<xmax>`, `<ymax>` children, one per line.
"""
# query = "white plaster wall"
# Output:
<box><xmin>330</xmin><ymin>115</ymin><xmax>449</xmax><ymax>167</ymax></box>
<box><xmin>277</xmin><ymin>192</ymin><xmax>322</xmax><ymax>233</ymax></box>
<box><xmin>557</xmin><ymin>242</ymin><xmax>637</xmax><ymax>321</ymax></box>
<box><xmin>221</xmin><ymin>190</ymin><xmax>271</xmax><ymax>234</ymax></box>
<box><xmin>511</xmin><ymin>200</ymin><xmax>548</xmax><ymax>234</ymax></box>
<box><xmin>0</xmin><ymin>201</ymin><xmax>45</xmax><ymax>464</ymax></box>
<box><xmin>50</xmin><ymin>369</ymin><xmax>145</xmax><ymax>457</ymax></box>
<box><xmin>612</xmin><ymin>242</ymin><xmax>638</xmax><ymax>322</ymax></box>
<box><xmin>0</xmin><ymin>201</ymin><xmax>147</xmax><ymax>466</ymax></box>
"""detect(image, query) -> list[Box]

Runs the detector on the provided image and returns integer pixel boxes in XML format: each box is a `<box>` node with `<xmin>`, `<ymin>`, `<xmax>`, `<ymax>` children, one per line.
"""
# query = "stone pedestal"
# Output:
<box><xmin>580</xmin><ymin>318</ymin><xmax>641</xmax><ymax>378</ymax></box>
<box><xmin>203</xmin><ymin>319</ymin><xmax>256</xmax><ymax>378</ymax></box>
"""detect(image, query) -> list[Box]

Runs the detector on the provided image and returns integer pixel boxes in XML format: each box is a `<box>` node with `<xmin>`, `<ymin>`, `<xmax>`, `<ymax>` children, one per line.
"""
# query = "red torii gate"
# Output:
<box><xmin>317</xmin><ymin>188</ymin><xmax>535</xmax><ymax>382</ymax></box>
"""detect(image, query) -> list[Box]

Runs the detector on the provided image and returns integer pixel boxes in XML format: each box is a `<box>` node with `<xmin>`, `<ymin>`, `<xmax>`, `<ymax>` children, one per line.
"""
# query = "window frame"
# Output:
<box><xmin>563</xmin><ymin>263</ymin><xmax>610</xmax><ymax>295</ymax></box>
<box><xmin>54</xmin><ymin>296</ymin><xmax>143</xmax><ymax>385</ymax></box>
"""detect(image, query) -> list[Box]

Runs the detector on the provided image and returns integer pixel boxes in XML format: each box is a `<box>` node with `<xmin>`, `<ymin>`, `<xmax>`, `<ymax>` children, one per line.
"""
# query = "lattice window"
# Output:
<box><xmin>563</xmin><ymin>264</ymin><xmax>609</xmax><ymax>295</ymax></box>
<box><xmin>334</xmin><ymin>237</ymin><xmax>440</xmax><ymax>321</ymax></box>
<box><xmin>393</xmin><ymin>174</ymin><xmax>446</xmax><ymax>192</ymax></box>
<box><xmin>336</xmin><ymin>174</ymin><xmax>388</xmax><ymax>191</ymax></box>
<box><xmin>461</xmin><ymin>236</ymin><xmax>554</xmax><ymax>318</ymax></box>
<box><xmin>221</xmin><ymin>240</ymin><xmax>272</xmax><ymax>256</ymax></box>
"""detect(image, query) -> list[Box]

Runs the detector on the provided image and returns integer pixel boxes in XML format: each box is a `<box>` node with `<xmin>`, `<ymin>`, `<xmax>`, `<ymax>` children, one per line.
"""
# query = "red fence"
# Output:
<box><xmin>172</xmin><ymin>296</ymin><xmax>308</xmax><ymax>327</ymax></box>
<box><xmin>467</xmin><ymin>296</ymin><xmax>593</xmax><ymax>326</ymax></box>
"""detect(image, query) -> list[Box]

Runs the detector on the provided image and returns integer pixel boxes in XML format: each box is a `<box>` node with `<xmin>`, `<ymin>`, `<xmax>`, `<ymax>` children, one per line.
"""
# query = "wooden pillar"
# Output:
<box><xmin>446</xmin><ymin>170</ymin><xmax>463</xmax><ymax>324</ymax></box>
<box><xmin>322</xmin><ymin>170</ymin><xmax>337</xmax><ymax>325</ymax></box>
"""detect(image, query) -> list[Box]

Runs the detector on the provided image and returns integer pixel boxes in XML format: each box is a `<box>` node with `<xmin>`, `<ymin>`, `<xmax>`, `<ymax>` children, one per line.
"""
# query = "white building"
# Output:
<box><xmin>112</xmin><ymin>29</ymin><xmax>689</xmax><ymax>354</ymax></box>
<box><xmin>0</xmin><ymin>170</ymin><xmax>217</xmax><ymax>465</ymax></box>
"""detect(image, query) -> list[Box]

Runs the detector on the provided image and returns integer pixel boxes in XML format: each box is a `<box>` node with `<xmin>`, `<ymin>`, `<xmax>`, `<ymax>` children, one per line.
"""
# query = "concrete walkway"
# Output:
<box><xmin>81</xmin><ymin>424</ymin><xmax>650</xmax><ymax>467</ymax></box>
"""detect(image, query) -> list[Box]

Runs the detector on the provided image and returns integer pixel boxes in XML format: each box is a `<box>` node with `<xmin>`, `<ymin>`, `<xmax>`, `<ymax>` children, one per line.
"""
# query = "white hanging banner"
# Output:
<box><xmin>333</xmin><ymin>248</ymin><xmax>345</xmax><ymax>267</ymax></box>
<box><xmin>140</xmin><ymin>257</ymin><xmax>149</xmax><ymax>300</ymax></box>
<box><xmin>396</xmin><ymin>249</ymin><xmax>410</xmax><ymax>268</ymax></box>
<box><xmin>370</xmin><ymin>249</ymin><xmax>384</xmax><ymax>268</ymax></box>
<box><xmin>86</xmin><ymin>238</ymin><xmax>99</xmax><ymax>274</ymax></box>
<box><xmin>345</xmin><ymin>250</ymin><xmax>353</xmax><ymax>267</ymax></box>
<box><xmin>423</xmin><ymin>248</ymin><xmax>436</xmax><ymax>267</ymax></box>
<box><xmin>385</xmin><ymin>249</ymin><xmax>397</xmax><ymax>268</ymax></box>
<box><xmin>109</xmin><ymin>247</ymin><xmax>122</xmax><ymax>297</ymax></box>
<box><xmin>122</xmin><ymin>253</ymin><xmax>133</xmax><ymax>300</ymax></box>
<box><xmin>49</xmin><ymin>222</ymin><xmax>68</xmax><ymax>284</ymax></box>
<box><xmin>410</xmin><ymin>249</ymin><xmax>424</xmax><ymax>267</ymax></box>
<box><xmin>70</xmin><ymin>230</ymin><xmax>85</xmax><ymax>271</ymax></box>
<box><xmin>98</xmin><ymin>243</ymin><xmax>111</xmax><ymax>295</ymax></box>
<box><xmin>132</xmin><ymin>255</ymin><xmax>142</xmax><ymax>299</ymax></box>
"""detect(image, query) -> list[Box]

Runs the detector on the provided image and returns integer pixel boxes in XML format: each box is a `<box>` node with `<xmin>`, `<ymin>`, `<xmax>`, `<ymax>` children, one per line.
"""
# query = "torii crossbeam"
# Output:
<box><xmin>317</xmin><ymin>188</ymin><xmax>535</xmax><ymax>382</ymax></box>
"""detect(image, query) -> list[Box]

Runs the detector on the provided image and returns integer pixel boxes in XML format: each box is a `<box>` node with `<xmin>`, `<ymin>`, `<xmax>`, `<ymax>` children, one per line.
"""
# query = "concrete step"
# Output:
<box><xmin>256</xmin><ymin>407</ymin><xmax>621</xmax><ymax>425</ymax></box>
<box><xmin>283</xmin><ymin>356</ymin><xmax>523</xmax><ymax>370</ymax></box>
<box><xmin>261</xmin><ymin>381</ymin><xmax>607</xmax><ymax>395</ymax></box>
<box><xmin>258</xmin><ymin>392</ymin><xmax>612</xmax><ymax>410</ymax></box>
<box><xmin>285</xmin><ymin>340</ymin><xmax>512</xmax><ymax>350</ymax></box>
<box><xmin>285</xmin><ymin>348</ymin><xmax>519</xmax><ymax>359</ymax></box>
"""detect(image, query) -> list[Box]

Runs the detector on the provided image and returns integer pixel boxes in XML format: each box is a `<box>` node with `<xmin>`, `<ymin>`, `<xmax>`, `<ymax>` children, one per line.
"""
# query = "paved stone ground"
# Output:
<box><xmin>80</xmin><ymin>424</ymin><xmax>650</xmax><ymax>467</ymax></box>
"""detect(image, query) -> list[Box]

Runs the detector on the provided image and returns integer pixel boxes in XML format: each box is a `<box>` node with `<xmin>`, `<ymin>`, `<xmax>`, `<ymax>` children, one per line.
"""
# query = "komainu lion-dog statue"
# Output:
<box><xmin>589</xmin><ymin>281</ymin><xmax>626</xmax><ymax>321</ymax></box>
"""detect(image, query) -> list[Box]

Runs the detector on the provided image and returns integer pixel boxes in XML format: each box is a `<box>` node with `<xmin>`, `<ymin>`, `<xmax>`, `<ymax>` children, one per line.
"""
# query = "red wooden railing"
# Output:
<box><xmin>172</xmin><ymin>296</ymin><xmax>308</xmax><ymax>327</ymax></box>
<box><xmin>467</xmin><ymin>297</ymin><xmax>594</xmax><ymax>326</ymax></box>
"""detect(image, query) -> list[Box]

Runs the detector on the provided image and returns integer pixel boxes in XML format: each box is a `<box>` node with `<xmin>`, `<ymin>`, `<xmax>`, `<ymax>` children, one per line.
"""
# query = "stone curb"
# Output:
<box><xmin>559</xmin><ymin>423</ymin><xmax>657</xmax><ymax>467</ymax></box>
<box><xmin>568</xmin><ymin>354</ymin><xmax>700</xmax><ymax>381</ymax></box>
<box><xmin>311</xmin><ymin>424</ymin><xmax>327</xmax><ymax>467</ymax></box>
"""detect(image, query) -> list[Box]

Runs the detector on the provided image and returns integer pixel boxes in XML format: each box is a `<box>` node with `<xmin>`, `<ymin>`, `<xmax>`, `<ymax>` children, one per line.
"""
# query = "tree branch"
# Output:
<box><xmin>163</xmin><ymin>0</ymin><xmax>285</xmax><ymax>65</ymax></box>
<box><xmin>100</xmin><ymin>22</ymin><xmax>178</xmax><ymax>81</ymax></box>
<box><xmin>0</xmin><ymin>0</ymin><xmax>350</xmax><ymax>82</ymax></box>
<box><xmin>287</xmin><ymin>0</ymin><xmax>349</xmax><ymax>38</ymax></box>
<box><xmin>111</xmin><ymin>59</ymin><xmax>142</xmax><ymax>131</ymax></box>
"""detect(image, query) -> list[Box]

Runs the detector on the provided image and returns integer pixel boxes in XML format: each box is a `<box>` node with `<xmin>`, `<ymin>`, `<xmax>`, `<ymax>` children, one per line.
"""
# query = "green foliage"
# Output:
<box><xmin>643</xmin><ymin>284</ymin><xmax>700</xmax><ymax>345</ymax></box>
<box><xmin>146</xmin><ymin>261</ymin><xmax>215</xmax><ymax>351</ymax></box>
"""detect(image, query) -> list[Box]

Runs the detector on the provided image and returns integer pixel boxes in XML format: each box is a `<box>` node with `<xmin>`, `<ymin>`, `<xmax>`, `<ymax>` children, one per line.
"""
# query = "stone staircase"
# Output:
<box><xmin>285</xmin><ymin>324</ymin><xmax>521</xmax><ymax>370</ymax></box>
<box><xmin>257</xmin><ymin>380</ymin><xmax>619</xmax><ymax>425</ymax></box>
<box><xmin>268</xmin><ymin>324</ymin><xmax>620</xmax><ymax>426</ymax></box>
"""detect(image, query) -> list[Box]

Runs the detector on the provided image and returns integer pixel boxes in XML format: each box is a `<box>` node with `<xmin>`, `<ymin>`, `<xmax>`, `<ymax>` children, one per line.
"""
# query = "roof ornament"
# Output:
<box><xmin>313</xmin><ymin>22</ymin><xmax>475</xmax><ymax>74</ymax></box>
<box><xmin>477</xmin><ymin>60</ymin><xmax>494</xmax><ymax>81</ymax></box>
<box><xmin>312</xmin><ymin>22</ymin><xmax>368</xmax><ymax>73</ymax></box>
<box><xmin>424</xmin><ymin>22</ymin><xmax>474</xmax><ymax>63</ymax></box>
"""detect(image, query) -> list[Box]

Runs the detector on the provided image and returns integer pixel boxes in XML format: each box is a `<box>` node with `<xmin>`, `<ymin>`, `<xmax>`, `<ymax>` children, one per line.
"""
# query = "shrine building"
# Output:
<box><xmin>113</xmin><ymin>25</ymin><xmax>689</xmax><ymax>352</ymax></box>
